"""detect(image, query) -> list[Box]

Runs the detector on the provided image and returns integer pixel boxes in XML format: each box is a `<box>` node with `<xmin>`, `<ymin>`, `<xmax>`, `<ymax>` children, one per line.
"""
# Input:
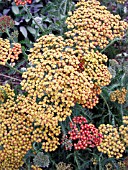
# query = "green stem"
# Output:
<box><xmin>98</xmin><ymin>153</ymin><xmax>103</xmax><ymax>170</ymax></box>
<box><xmin>60</xmin><ymin>122</ymin><xmax>66</xmax><ymax>135</ymax></box>
<box><xmin>6</xmin><ymin>62</ymin><xmax>22</xmax><ymax>74</ymax></box>
<box><xmin>6</xmin><ymin>29</ymin><xmax>15</xmax><ymax>43</ymax></box>
<box><xmin>68</xmin><ymin>116</ymin><xmax>73</xmax><ymax>123</ymax></box>
<box><xmin>63</xmin><ymin>0</ymin><xmax>68</xmax><ymax>15</ymax></box>
<box><xmin>100</xmin><ymin>93</ymin><xmax>112</xmax><ymax>122</ymax></box>
<box><xmin>101</xmin><ymin>38</ymin><xmax>120</xmax><ymax>53</ymax></box>
<box><xmin>120</xmin><ymin>104</ymin><xmax>124</xmax><ymax>120</ymax></box>
<box><xmin>0</xmin><ymin>73</ymin><xmax>21</xmax><ymax>82</ymax></box>
<box><xmin>74</xmin><ymin>151</ymin><xmax>80</xmax><ymax>170</ymax></box>
<box><xmin>24</xmin><ymin>5</ymin><xmax>44</xmax><ymax>33</ymax></box>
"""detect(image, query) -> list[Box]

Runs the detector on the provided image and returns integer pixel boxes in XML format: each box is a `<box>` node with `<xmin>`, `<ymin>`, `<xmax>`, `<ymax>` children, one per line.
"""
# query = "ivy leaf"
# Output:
<box><xmin>12</xmin><ymin>6</ymin><xmax>19</xmax><ymax>15</ymax></box>
<box><xmin>20</xmin><ymin>26</ymin><xmax>28</xmax><ymax>38</ymax></box>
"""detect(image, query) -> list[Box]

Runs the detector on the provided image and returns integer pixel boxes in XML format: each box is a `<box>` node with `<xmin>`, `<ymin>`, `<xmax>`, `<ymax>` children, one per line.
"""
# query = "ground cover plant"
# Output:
<box><xmin>0</xmin><ymin>0</ymin><xmax>128</xmax><ymax>169</ymax></box>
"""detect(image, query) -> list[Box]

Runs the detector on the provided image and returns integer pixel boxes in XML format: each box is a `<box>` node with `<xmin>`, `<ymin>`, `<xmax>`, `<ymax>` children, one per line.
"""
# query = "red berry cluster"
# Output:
<box><xmin>14</xmin><ymin>0</ymin><xmax>32</xmax><ymax>6</ymax></box>
<box><xmin>68</xmin><ymin>116</ymin><xmax>103</xmax><ymax>150</ymax></box>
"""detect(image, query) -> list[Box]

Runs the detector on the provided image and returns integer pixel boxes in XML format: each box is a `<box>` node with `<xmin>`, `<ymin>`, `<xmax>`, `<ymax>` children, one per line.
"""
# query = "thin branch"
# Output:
<box><xmin>0</xmin><ymin>73</ymin><xmax>21</xmax><ymax>82</ymax></box>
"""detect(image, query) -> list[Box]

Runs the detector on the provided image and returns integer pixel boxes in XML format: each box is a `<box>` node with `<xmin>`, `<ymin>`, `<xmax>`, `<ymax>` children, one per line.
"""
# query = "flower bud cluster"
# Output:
<box><xmin>110</xmin><ymin>87</ymin><xmax>127</xmax><ymax>104</ymax></box>
<box><xmin>65</xmin><ymin>0</ymin><xmax>127</xmax><ymax>51</ymax></box>
<box><xmin>0</xmin><ymin>16</ymin><xmax>14</xmax><ymax>32</ymax></box>
<box><xmin>0</xmin><ymin>87</ymin><xmax>60</xmax><ymax>169</ymax></box>
<box><xmin>15</xmin><ymin>0</ymin><xmax>32</xmax><ymax>5</ymax></box>
<box><xmin>68</xmin><ymin>116</ymin><xmax>103</xmax><ymax>150</ymax></box>
<box><xmin>98</xmin><ymin>124</ymin><xmax>125</xmax><ymax>159</ymax></box>
<box><xmin>119</xmin><ymin>116</ymin><xmax>128</xmax><ymax>147</ymax></box>
<box><xmin>0</xmin><ymin>38</ymin><xmax>22</xmax><ymax>65</ymax></box>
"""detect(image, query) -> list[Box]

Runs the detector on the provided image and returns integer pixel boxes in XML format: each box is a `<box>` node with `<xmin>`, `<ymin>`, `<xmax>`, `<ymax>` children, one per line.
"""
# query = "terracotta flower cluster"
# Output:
<box><xmin>0</xmin><ymin>85</ymin><xmax>60</xmax><ymax>169</ymax></box>
<box><xmin>0</xmin><ymin>38</ymin><xmax>22</xmax><ymax>65</ymax></box>
<box><xmin>14</xmin><ymin>0</ymin><xmax>32</xmax><ymax>6</ymax></box>
<box><xmin>65</xmin><ymin>0</ymin><xmax>128</xmax><ymax>51</ymax></box>
<box><xmin>98</xmin><ymin>124</ymin><xmax>125</xmax><ymax>159</ymax></box>
<box><xmin>67</xmin><ymin>116</ymin><xmax>103</xmax><ymax>150</ymax></box>
<box><xmin>0</xmin><ymin>16</ymin><xmax>14</xmax><ymax>33</ymax></box>
<box><xmin>110</xmin><ymin>87</ymin><xmax>127</xmax><ymax>104</ymax></box>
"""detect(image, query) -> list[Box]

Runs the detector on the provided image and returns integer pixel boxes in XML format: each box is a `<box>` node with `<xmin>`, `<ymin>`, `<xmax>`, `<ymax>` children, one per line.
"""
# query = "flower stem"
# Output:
<box><xmin>101</xmin><ymin>38</ymin><xmax>120</xmax><ymax>53</ymax></box>
<box><xmin>6</xmin><ymin>62</ymin><xmax>22</xmax><ymax>74</ymax></box>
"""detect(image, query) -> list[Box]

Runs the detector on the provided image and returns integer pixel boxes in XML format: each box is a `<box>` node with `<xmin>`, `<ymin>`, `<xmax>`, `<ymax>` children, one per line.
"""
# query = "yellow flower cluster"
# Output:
<box><xmin>0</xmin><ymin>84</ymin><xmax>15</xmax><ymax>102</ymax></box>
<box><xmin>0</xmin><ymin>38</ymin><xmax>21</xmax><ymax>65</ymax></box>
<box><xmin>0</xmin><ymin>86</ymin><xmax>60</xmax><ymax>169</ymax></box>
<box><xmin>116</xmin><ymin>0</ymin><xmax>126</xmax><ymax>4</ymax></box>
<box><xmin>65</xmin><ymin>0</ymin><xmax>128</xmax><ymax>51</ymax></box>
<box><xmin>31</xmin><ymin>165</ymin><xmax>43</xmax><ymax>170</ymax></box>
<box><xmin>98</xmin><ymin>124</ymin><xmax>125</xmax><ymax>159</ymax></box>
<box><xmin>110</xmin><ymin>87</ymin><xmax>127</xmax><ymax>104</ymax></box>
<box><xmin>0</xmin><ymin>38</ymin><xmax>10</xmax><ymax>65</ymax></box>
<box><xmin>21</xmin><ymin>34</ymin><xmax>111</xmax><ymax>111</ymax></box>
<box><xmin>119</xmin><ymin>116</ymin><xmax>128</xmax><ymax>147</ymax></box>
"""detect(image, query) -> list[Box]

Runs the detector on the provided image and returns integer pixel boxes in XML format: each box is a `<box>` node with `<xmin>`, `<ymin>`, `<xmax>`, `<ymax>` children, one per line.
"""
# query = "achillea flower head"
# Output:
<box><xmin>68</xmin><ymin>116</ymin><xmax>103</xmax><ymax>150</ymax></box>
<box><xmin>110</xmin><ymin>87</ymin><xmax>127</xmax><ymax>104</ymax></box>
<box><xmin>14</xmin><ymin>0</ymin><xmax>32</xmax><ymax>5</ymax></box>
<box><xmin>0</xmin><ymin>16</ymin><xmax>14</xmax><ymax>33</ymax></box>
<box><xmin>65</xmin><ymin>0</ymin><xmax>128</xmax><ymax>51</ymax></box>
<box><xmin>98</xmin><ymin>124</ymin><xmax>125</xmax><ymax>159</ymax></box>
<box><xmin>0</xmin><ymin>86</ymin><xmax>60</xmax><ymax>169</ymax></box>
<box><xmin>33</xmin><ymin>152</ymin><xmax>50</xmax><ymax>168</ymax></box>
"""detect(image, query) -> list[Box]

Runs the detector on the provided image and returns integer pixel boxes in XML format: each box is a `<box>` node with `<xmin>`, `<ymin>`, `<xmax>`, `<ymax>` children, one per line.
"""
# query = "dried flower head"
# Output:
<box><xmin>33</xmin><ymin>152</ymin><xmax>50</xmax><ymax>168</ymax></box>
<box><xmin>110</xmin><ymin>87</ymin><xmax>127</xmax><ymax>104</ymax></box>
<box><xmin>0</xmin><ymin>16</ymin><xmax>14</xmax><ymax>33</ymax></box>
<box><xmin>56</xmin><ymin>162</ymin><xmax>73</xmax><ymax>170</ymax></box>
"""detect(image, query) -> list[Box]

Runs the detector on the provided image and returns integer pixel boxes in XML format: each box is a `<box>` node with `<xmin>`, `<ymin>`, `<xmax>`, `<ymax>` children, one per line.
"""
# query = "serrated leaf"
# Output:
<box><xmin>20</xmin><ymin>26</ymin><xmax>28</xmax><ymax>38</ymax></box>
<box><xmin>12</xmin><ymin>6</ymin><xmax>19</xmax><ymax>15</ymax></box>
<box><xmin>27</xmin><ymin>26</ymin><xmax>36</xmax><ymax>34</ymax></box>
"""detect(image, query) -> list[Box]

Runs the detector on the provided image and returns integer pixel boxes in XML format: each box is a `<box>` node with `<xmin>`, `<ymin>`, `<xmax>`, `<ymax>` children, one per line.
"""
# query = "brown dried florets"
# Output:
<box><xmin>110</xmin><ymin>87</ymin><xmax>127</xmax><ymax>104</ymax></box>
<box><xmin>56</xmin><ymin>162</ymin><xmax>73</xmax><ymax>170</ymax></box>
<box><xmin>0</xmin><ymin>86</ymin><xmax>60</xmax><ymax>169</ymax></box>
<box><xmin>98</xmin><ymin>124</ymin><xmax>125</xmax><ymax>159</ymax></box>
<box><xmin>0</xmin><ymin>16</ymin><xmax>14</xmax><ymax>33</ymax></box>
<box><xmin>0</xmin><ymin>38</ymin><xmax>22</xmax><ymax>65</ymax></box>
<box><xmin>65</xmin><ymin>0</ymin><xmax>128</xmax><ymax>51</ymax></box>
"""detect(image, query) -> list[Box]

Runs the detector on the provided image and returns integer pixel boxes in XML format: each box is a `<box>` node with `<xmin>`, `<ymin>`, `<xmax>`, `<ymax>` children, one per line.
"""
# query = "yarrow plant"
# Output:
<box><xmin>0</xmin><ymin>0</ymin><xmax>128</xmax><ymax>169</ymax></box>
